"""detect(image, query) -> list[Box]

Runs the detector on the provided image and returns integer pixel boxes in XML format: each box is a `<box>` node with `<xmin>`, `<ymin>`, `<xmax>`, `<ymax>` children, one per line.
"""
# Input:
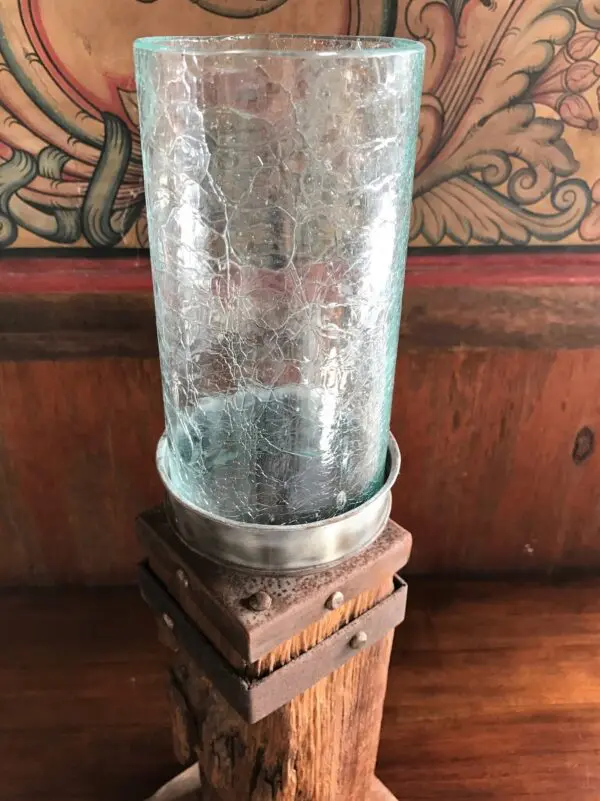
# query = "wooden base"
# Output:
<box><xmin>146</xmin><ymin>763</ymin><xmax>200</xmax><ymax>801</ymax></box>
<box><xmin>146</xmin><ymin>765</ymin><xmax>398</xmax><ymax>801</ymax></box>
<box><xmin>369</xmin><ymin>777</ymin><xmax>399</xmax><ymax>801</ymax></box>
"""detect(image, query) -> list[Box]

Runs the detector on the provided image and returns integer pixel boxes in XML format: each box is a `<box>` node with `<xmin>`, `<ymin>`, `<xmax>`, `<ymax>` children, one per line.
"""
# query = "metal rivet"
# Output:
<box><xmin>248</xmin><ymin>591</ymin><xmax>272</xmax><ymax>612</ymax></box>
<box><xmin>176</xmin><ymin>568</ymin><xmax>189</xmax><ymax>589</ymax></box>
<box><xmin>163</xmin><ymin>613</ymin><xmax>175</xmax><ymax>631</ymax></box>
<box><xmin>326</xmin><ymin>591</ymin><xmax>345</xmax><ymax>610</ymax></box>
<box><xmin>349</xmin><ymin>631</ymin><xmax>368</xmax><ymax>649</ymax></box>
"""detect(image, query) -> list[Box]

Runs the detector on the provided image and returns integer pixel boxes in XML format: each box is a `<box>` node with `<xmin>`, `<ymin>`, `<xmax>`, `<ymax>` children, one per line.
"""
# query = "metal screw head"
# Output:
<box><xmin>349</xmin><ymin>631</ymin><xmax>368</xmax><ymax>649</ymax></box>
<box><xmin>162</xmin><ymin>613</ymin><xmax>175</xmax><ymax>631</ymax></box>
<box><xmin>326</xmin><ymin>591</ymin><xmax>345</xmax><ymax>610</ymax></box>
<box><xmin>176</xmin><ymin>568</ymin><xmax>189</xmax><ymax>589</ymax></box>
<box><xmin>248</xmin><ymin>591</ymin><xmax>272</xmax><ymax>612</ymax></box>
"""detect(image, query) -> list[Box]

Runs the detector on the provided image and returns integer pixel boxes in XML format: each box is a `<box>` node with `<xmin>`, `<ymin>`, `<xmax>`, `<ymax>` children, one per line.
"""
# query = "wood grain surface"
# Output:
<box><xmin>402</xmin><ymin>284</ymin><xmax>600</xmax><ymax>349</ymax></box>
<box><xmin>2</xmin><ymin>580</ymin><xmax>600</xmax><ymax>800</ymax></box>
<box><xmin>1</xmin><ymin>274</ymin><xmax>600</xmax><ymax>583</ymax></box>
<box><xmin>146</xmin><ymin>769</ymin><xmax>400</xmax><ymax>801</ymax></box>
<box><xmin>2</xmin><ymin>282</ymin><xmax>600</xmax><ymax>360</ymax></box>
<box><xmin>1</xmin><ymin>344</ymin><xmax>600</xmax><ymax>582</ymax></box>
<box><xmin>3</xmin><ymin>249</ymin><xmax>600</xmax><ymax>296</ymax></box>
<box><xmin>0</xmin><ymin>358</ymin><xmax>163</xmax><ymax>584</ymax></box>
<box><xmin>172</xmin><ymin>581</ymin><xmax>394</xmax><ymax>801</ymax></box>
<box><xmin>393</xmin><ymin>348</ymin><xmax>600</xmax><ymax>574</ymax></box>
<box><xmin>0</xmin><ymin>293</ymin><xmax>157</xmax><ymax>360</ymax></box>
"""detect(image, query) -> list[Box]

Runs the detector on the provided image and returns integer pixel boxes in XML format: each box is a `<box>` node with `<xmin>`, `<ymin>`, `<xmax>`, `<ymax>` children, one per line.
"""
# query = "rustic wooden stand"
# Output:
<box><xmin>138</xmin><ymin>506</ymin><xmax>412</xmax><ymax>801</ymax></box>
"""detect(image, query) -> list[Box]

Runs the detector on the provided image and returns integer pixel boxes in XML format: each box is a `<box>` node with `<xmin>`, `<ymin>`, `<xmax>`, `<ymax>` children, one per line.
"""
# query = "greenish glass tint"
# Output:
<box><xmin>135</xmin><ymin>34</ymin><xmax>424</xmax><ymax>525</ymax></box>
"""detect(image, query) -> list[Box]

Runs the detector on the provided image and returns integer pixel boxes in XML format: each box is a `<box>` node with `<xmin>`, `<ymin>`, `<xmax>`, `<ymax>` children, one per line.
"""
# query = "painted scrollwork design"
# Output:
<box><xmin>3</xmin><ymin>0</ymin><xmax>600</xmax><ymax>248</ymax></box>
<box><xmin>0</xmin><ymin>0</ymin><xmax>397</xmax><ymax>249</ymax></box>
<box><xmin>403</xmin><ymin>0</ymin><xmax>600</xmax><ymax>245</ymax></box>
<box><xmin>0</xmin><ymin>0</ymin><xmax>146</xmax><ymax>248</ymax></box>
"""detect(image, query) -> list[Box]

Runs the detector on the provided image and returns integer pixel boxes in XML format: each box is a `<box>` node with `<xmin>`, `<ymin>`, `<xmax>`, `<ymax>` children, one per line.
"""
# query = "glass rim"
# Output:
<box><xmin>134</xmin><ymin>33</ymin><xmax>425</xmax><ymax>59</ymax></box>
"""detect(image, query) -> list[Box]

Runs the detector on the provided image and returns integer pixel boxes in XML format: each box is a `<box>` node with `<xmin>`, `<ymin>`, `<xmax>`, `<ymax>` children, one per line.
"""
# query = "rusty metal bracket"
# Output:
<box><xmin>137</xmin><ymin>506</ymin><xmax>412</xmax><ymax>663</ymax></box>
<box><xmin>139</xmin><ymin>562</ymin><xmax>407</xmax><ymax>724</ymax></box>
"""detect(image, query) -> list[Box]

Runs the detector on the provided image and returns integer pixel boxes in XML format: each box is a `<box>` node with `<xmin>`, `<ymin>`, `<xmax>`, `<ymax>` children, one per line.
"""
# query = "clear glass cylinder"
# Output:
<box><xmin>135</xmin><ymin>34</ymin><xmax>424</xmax><ymax>526</ymax></box>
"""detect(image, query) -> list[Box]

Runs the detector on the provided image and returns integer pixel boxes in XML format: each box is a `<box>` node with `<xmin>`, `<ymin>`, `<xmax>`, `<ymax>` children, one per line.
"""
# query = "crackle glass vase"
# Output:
<box><xmin>135</xmin><ymin>34</ymin><xmax>424</xmax><ymax>526</ymax></box>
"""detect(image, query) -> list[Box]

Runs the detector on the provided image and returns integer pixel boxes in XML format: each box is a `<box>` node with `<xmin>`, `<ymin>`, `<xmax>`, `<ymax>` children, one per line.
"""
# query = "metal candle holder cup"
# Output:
<box><xmin>157</xmin><ymin>432</ymin><xmax>401</xmax><ymax>572</ymax></box>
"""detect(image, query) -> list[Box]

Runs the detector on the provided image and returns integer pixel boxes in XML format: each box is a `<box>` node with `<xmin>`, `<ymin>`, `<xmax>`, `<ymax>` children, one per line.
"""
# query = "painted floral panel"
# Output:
<box><xmin>1</xmin><ymin>0</ymin><xmax>600</xmax><ymax>249</ymax></box>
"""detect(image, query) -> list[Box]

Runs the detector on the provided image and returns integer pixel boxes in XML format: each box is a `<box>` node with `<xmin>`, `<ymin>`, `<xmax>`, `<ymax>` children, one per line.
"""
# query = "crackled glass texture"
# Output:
<box><xmin>135</xmin><ymin>35</ymin><xmax>424</xmax><ymax>525</ymax></box>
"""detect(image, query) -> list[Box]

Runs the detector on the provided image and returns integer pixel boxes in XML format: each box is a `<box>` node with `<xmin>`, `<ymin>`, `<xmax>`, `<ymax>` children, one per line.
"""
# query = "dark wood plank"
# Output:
<box><xmin>2</xmin><ymin>581</ymin><xmax>600</xmax><ymax>801</ymax></box>
<box><xmin>405</xmin><ymin>248</ymin><xmax>600</xmax><ymax>287</ymax></box>
<box><xmin>0</xmin><ymin>359</ymin><xmax>164</xmax><ymax>584</ymax></box>
<box><xmin>0</xmin><ymin>588</ymin><xmax>175</xmax><ymax>801</ymax></box>
<box><xmin>401</xmin><ymin>285</ymin><xmax>600</xmax><ymax>349</ymax></box>
<box><xmin>392</xmin><ymin>349</ymin><xmax>600</xmax><ymax>575</ymax></box>
<box><xmin>0</xmin><ymin>294</ymin><xmax>157</xmax><ymax>360</ymax></box>
<box><xmin>0</xmin><ymin>254</ymin><xmax>152</xmax><ymax>295</ymax></box>
<box><xmin>379</xmin><ymin>578</ymin><xmax>600</xmax><ymax>800</ymax></box>
<box><xmin>2</xmin><ymin>347</ymin><xmax>600</xmax><ymax>582</ymax></box>
<box><xmin>3</xmin><ymin>283</ymin><xmax>600</xmax><ymax>360</ymax></box>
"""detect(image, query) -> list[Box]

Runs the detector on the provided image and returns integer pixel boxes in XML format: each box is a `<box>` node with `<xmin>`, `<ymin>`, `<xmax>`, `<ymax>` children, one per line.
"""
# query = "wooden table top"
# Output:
<box><xmin>1</xmin><ymin>578</ymin><xmax>599</xmax><ymax>800</ymax></box>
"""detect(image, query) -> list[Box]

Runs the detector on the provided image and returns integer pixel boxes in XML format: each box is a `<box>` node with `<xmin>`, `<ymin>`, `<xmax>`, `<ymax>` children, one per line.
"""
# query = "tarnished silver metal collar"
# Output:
<box><xmin>156</xmin><ymin>433</ymin><xmax>401</xmax><ymax>573</ymax></box>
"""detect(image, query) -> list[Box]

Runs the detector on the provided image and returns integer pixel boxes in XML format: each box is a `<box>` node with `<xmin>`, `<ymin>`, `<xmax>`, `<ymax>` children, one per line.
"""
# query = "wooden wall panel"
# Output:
<box><xmin>1</xmin><ymin>344</ymin><xmax>599</xmax><ymax>584</ymax></box>
<box><xmin>0</xmin><ymin>359</ymin><xmax>163</xmax><ymax>584</ymax></box>
<box><xmin>392</xmin><ymin>349</ymin><xmax>600</xmax><ymax>575</ymax></box>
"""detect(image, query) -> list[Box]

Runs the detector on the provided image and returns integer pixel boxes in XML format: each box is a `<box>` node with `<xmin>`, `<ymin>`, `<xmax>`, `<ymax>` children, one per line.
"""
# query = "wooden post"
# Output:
<box><xmin>138</xmin><ymin>508</ymin><xmax>410</xmax><ymax>801</ymax></box>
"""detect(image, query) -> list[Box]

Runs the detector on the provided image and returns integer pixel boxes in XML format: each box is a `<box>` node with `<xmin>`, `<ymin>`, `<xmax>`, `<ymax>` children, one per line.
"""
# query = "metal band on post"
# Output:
<box><xmin>139</xmin><ymin>563</ymin><xmax>407</xmax><ymax>723</ymax></box>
